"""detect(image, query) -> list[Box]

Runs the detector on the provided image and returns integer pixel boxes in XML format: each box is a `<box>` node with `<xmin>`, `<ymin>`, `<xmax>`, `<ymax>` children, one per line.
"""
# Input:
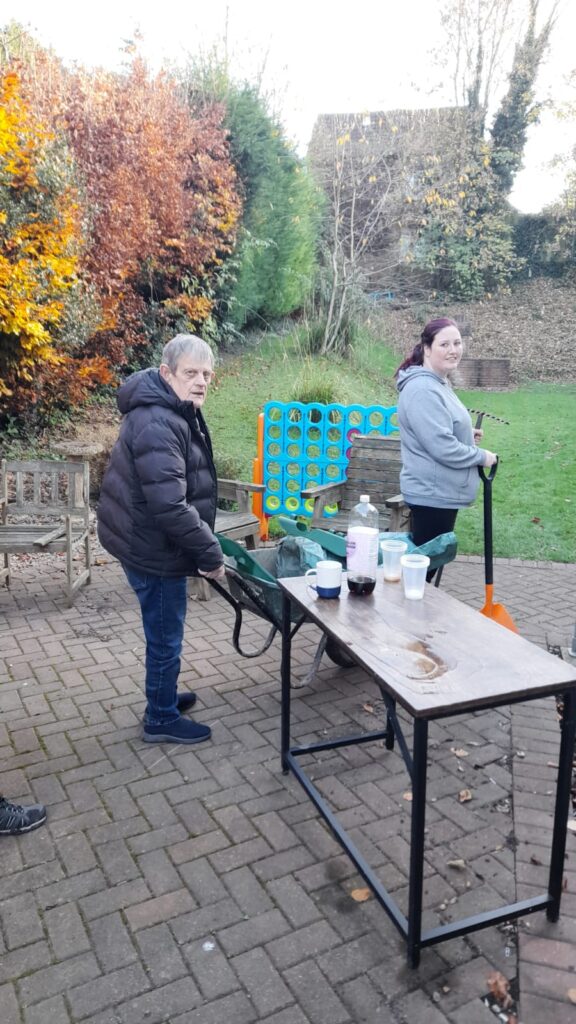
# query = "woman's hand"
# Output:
<box><xmin>198</xmin><ymin>564</ymin><xmax>226</xmax><ymax>581</ymax></box>
<box><xmin>482</xmin><ymin>450</ymin><xmax>498</xmax><ymax>467</ymax></box>
<box><xmin>473</xmin><ymin>427</ymin><xmax>483</xmax><ymax>443</ymax></box>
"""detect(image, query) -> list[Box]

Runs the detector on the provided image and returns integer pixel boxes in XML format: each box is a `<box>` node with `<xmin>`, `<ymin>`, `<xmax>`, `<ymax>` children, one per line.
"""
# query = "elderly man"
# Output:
<box><xmin>97</xmin><ymin>334</ymin><xmax>225</xmax><ymax>745</ymax></box>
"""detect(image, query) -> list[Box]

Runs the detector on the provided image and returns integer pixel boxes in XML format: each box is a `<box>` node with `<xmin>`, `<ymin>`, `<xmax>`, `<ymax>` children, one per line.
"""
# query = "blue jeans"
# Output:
<box><xmin>122</xmin><ymin>566</ymin><xmax>187</xmax><ymax>727</ymax></box>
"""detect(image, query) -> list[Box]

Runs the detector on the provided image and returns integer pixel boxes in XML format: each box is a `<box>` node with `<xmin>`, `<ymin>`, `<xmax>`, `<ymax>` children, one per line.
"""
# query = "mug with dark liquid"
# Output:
<box><xmin>347</xmin><ymin>575</ymin><xmax>376</xmax><ymax>596</ymax></box>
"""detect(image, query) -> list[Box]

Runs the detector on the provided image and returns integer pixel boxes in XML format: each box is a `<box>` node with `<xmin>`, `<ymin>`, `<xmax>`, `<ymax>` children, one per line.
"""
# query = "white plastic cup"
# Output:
<box><xmin>400</xmin><ymin>553</ymin><xmax>430</xmax><ymax>600</ymax></box>
<box><xmin>305</xmin><ymin>560</ymin><xmax>342</xmax><ymax>599</ymax></box>
<box><xmin>380</xmin><ymin>539</ymin><xmax>408</xmax><ymax>581</ymax></box>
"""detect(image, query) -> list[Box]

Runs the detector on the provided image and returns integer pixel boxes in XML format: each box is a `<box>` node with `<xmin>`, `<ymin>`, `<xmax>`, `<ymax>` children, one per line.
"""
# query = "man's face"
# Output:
<box><xmin>160</xmin><ymin>354</ymin><xmax>214</xmax><ymax>407</ymax></box>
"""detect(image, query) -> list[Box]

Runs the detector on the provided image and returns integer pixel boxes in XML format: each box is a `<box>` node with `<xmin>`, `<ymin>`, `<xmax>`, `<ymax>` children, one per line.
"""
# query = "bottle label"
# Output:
<box><xmin>346</xmin><ymin>526</ymin><xmax>379</xmax><ymax>577</ymax></box>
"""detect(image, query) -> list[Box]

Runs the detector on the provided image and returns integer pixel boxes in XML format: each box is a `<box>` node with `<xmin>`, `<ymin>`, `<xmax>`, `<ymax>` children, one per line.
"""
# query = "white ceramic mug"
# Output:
<box><xmin>400</xmin><ymin>553</ymin><xmax>430</xmax><ymax>600</ymax></box>
<box><xmin>380</xmin><ymin>539</ymin><xmax>408</xmax><ymax>581</ymax></box>
<box><xmin>305</xmin><ymin>560</ymin><xmax>342</xmax><ymax>599</ymax></box>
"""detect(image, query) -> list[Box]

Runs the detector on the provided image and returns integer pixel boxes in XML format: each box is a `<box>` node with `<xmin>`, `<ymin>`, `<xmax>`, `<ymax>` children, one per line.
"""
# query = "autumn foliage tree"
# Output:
<box><xmin>0</xmin><ymin>68</ymin><xmax>110</xmax><ymax>421</ymax></box>
<box><xmin>61</xmin><ymin>59</ymin><xmax>241</xmax><ymax>365</ymax></box>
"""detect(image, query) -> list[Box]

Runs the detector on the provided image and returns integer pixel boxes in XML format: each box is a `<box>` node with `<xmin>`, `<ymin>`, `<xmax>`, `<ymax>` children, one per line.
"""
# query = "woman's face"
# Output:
<box><xmin>423</xmin><ymin>325</ymin><xmax>463</xmax><ymax>378</ymax></box>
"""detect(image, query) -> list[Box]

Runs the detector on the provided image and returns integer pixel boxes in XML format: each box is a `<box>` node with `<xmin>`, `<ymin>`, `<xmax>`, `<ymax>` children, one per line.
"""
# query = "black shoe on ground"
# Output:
<box><xmin>142</xmin><ymin>718</ymin><xmax>211</xmax><ymax>745</ymax></box>
<box><xmin>177</xmin><ymin>691</ymin><xmax>197</xmax><ymax>713</ymax></box>
<box><xmin>0</xmin><ymin>797</ymin><xmax>47</xmax><ymax>835</ymax></box>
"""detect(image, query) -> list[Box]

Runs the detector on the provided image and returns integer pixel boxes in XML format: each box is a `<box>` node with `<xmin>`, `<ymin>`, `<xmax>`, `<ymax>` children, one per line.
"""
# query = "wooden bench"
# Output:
<box><xmin>301</xmin><ymin>434</ymin><xmax>410</xmax><ymax>533</ymax></box>
<box><xmin>0</xmin><ymin>459</ymin><xmax>91</xmax><ymax>605</ymax></box>
<box><xmin>215</xmin><ymin>478</ymin><xmax>264</xmax><ymax>549</ymax></box>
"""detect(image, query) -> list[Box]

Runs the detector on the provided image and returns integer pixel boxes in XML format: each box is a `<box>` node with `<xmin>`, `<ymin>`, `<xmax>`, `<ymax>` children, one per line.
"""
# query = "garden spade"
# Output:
<box><xmin>478</xmin><ymin>460</ymin><xmax>518</xmax><ymax>633</ymax></box>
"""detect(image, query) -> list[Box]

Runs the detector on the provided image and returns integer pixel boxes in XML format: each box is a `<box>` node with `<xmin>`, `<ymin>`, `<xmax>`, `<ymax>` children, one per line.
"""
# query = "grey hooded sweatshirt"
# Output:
<box><xmin>396</xmin><ymin>366</ymin><xmax>487</xmax><ymax>509</ymax></box>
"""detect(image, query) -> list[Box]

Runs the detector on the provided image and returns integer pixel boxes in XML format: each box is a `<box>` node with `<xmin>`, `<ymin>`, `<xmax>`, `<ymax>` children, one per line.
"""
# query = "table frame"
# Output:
<box><xmin>279</xmin><ymin>588</ymin><xmax>576</xmax><ymax>968</ymax></box>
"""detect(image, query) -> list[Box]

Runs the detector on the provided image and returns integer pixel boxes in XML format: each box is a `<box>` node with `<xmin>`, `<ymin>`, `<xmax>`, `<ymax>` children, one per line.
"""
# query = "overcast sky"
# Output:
<box><xmin>7</xmin><ymin>0</ymin><xmax>576</xmax><ymax>212</ymax></box>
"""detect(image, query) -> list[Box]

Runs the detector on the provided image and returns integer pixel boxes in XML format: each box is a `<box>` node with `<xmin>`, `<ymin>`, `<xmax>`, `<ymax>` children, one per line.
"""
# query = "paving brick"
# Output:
<box><xmin>283</xmin><ymin>960</ymin><xmax>350</xmax><ymax>1024</ymax></box>
<box><xmin>519</xmin><ymin>992</ymin><xmax>576</xmax><ymax>1024</ymax></box>
<box><xmin>169</xmin><ymin>829</ymin><xmax>230</xmax><ymax>865</ymax></box>
<box><xmin>87</xmin><ymin>912</ymin><xmax>139</xmax><ymax>971</ymax></box>
<box><xmin>19</xmin><ymin>952</ymin><xmax>101</xmax><ymax>1007</ymax></box>
<box><xmin>267</xmin><ymin>921</ymin><xmax>342</xmax><ymax>970</ymax></box>
<box><xmin>135</xmin><ymin>923</ymin><xmax>187</xmax><ymax>986</ymax></box>
<box><xmin>171</xmin><ymin>898</ymin><xmax>245</xmax><ymax>945</ymax></box>
<box><xmin>209</xmin><ymin>836</ymin><xmax>272</xmax><ymax>873</ymax></box>
<box><xmin>67</xmin><ymin>962</ymin><xmax>150</xmax><ymax>1019</ymax></box>
<box><xmin>136</xmin><ymin>848</ymin><xmax>182</xmax><ymax>896</ymax></box>
<box><xmin>223</xmin><ymin>865</ymin><xmax>275</xmax><ymax>917</ymax></box>
<box><xmin>258</xmin><ymin>1008</ymin><xmax>310</xmax><ymax>1024</ymax></box>
<box><xmin>96</xmin><ymin>838</ymin><xmax>140</xmax><ymax>885</ymax></box>
<box><xmin>0</xmin><ymin>893</ymin><xmax>44</xmax><ymax>950</ymax></box>
<box><xmin>267</xmin><ymin>876</ymin><xmax>320</xmax><ymax>928</ymax></box>
<box><xmin>44</xmin><ymin>902</ymin><xmax>91</xmax><ymax>960</ymax></box>
<box><xmin>232</xmin><ymin>947</ymin><xmax>294</xmax><ymax>1016</ymax></box>
<box><xmin>446</xmin><ymin>998</ymin><xmax>498</xmax><ymax>1023</ymax></box>
<box><xmin>83</xmin><ymin>976</ymin><xmax>202</xmax><ymax>1024</ymax></box>
<box><xmin>171</xmin><ymin>989</ymin><xmax>257</xmax><ymax>1024</ymax></box>
<box><xmin>339</xmin><ymin>974</ymin><xmax>391</xmax><ymax>1023</ymax></box>
<box><xmin>0</xmin><ymin>983</ymin><xmax>19</xmax><ymax>1024</ymax></box>
<box><xmin>80</xmin><ymin>879</ymin><xmax>151</xmax><ymax>920</ymax></box>
<box><xmin>124</xmin><ymin>887</ymin><xmax>196</xmax><ymax>931</ymax></box>
<box><xmin>218</xmin><ymin>909</ymin><xmax>292</xmax><ymax>957</ymax></box>
<box><xmin>24</xmin><ymin>994</ymin><xmax>72</xmax><ymax>1024</ymax></box>
<box><xmin>0</xmin><ymin>941</ymin><xmax>52</xmax><ymax>985</ymax></box>
<box><xmin>185</xmin><ymin>941</ymin><xmax>240</xmax><ymax>1000</ymax></box>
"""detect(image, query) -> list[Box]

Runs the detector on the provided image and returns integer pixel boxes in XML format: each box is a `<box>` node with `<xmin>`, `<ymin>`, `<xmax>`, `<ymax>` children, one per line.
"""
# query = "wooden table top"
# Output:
<box><xmin>279</xmin><ymin>571</ymin><xmax>576</xmax><ymax>719</ymax></box>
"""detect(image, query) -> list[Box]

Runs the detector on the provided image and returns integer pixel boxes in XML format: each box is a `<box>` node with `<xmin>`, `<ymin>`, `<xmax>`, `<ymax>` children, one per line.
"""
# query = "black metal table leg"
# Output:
<box><xmin>280</xmin><ymin>592</ymin><xmax>292</xmax><ymax>774</ymax></box>
<box><xmin>385</xmin><ymin>696</ymin><xmax>396</xmax><ymax>750</ymax></box>
<box><xmin>547</xmin><ymin>689</ymin><xmax>576</xmax><ymax>921</ymax></box>
<box><xmin>407</xmin><ymin>717</ymin><xmax>429</xmax><ymax>967</ymax></box>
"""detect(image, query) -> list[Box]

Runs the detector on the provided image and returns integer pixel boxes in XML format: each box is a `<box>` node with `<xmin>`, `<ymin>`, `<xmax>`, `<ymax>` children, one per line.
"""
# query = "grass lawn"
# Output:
<box><xmin>209</xmin><ymin>330</ymin><xmax>575</xmax><ymax>563</ymax></box>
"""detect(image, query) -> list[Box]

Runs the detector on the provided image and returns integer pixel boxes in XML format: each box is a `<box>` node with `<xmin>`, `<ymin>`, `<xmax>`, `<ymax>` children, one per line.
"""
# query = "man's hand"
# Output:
<box><xmin>198</xmin><ymin>564</ymin><xmax>226</xmax><ymax>581</ymax></box>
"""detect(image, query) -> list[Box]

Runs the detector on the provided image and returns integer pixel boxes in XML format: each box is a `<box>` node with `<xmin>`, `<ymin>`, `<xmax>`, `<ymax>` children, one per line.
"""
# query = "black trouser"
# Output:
<box><xmin>408</xmin><ymin>505</ymin><xmax>458</xmax><ymax>582</ymax></box>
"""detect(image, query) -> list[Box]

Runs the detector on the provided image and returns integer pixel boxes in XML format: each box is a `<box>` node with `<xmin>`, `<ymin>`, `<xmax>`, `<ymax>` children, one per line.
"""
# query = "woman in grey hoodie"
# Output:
<box><xmin>395</xmin><ymin>318</ymin><xmax>498</xmax><ymax>550</ymax></box>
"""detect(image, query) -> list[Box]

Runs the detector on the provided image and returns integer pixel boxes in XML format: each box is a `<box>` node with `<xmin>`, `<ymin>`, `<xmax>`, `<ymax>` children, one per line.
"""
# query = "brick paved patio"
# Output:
<box><xmin>1</xmin><ymin>542</ymin><xmax>575</xmax><ymax>1024</ymax></box>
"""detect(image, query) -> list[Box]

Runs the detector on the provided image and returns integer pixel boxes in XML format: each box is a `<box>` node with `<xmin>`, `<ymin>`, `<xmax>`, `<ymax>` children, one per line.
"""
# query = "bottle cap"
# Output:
<box><xmin>360</xmin><ymin>495</ymin><xmax>370</xmax><ymax>503</ymax></box>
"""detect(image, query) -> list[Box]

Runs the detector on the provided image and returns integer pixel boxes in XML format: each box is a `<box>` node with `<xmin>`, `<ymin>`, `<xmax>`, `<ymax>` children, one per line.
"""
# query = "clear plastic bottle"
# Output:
<box><xmin>346</xmin><ymin>494</ymin><xmax>379</xmax><ymax>595</ymax></box>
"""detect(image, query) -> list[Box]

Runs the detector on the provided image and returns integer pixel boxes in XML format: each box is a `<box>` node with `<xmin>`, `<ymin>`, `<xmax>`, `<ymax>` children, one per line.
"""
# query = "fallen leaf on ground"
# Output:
<box><xmin>363</xmin><ymin>703</ymin><xmax>374</xmax><ymax>714</ymax></box>
<box><xmin>350</xmin><ymin>887</ymin><xmax>372</xmax><ymax>902</ymax></box>
<box><xmin>458</xmin><ymin>789</ymin><xmax>472</xmax><ymax>803</ymax></box>
<box><xmin>547</xmin><ymin>761</ymin><xmax>559</xmax><ymax>768</ymax></box>
<box><xmin>402</xmin><ymin>791</ymin><xmax>413</xmax><ymax>802</ymax></box>
<box><xmin>567</xmin><ymin>821</ymin><xmax>576</xmax><ymax>833</ymax></box>
<box><xmin>94</xmin><ymin>558</ymin><xmax>109</xmax><ymax>565</ymax></box>
<box><xmin>530</xmin><ymin>854</ymin><xmax>542</xmax><ymax>865</ymax></box>
<box><xmin>487</xmin><ymin>971</ymin><xmax>513</xmax><ymax>1009</ymax></box>
<box><xmin>567</xmin><ymin>988</ymin><xmax>576</xmax><ymax>1004</ymax></box>
<box><xmin>447</xmin><ymin>858</ymin><xmax>466</xmax><ymax>870</ymax></box>
<box><xmin>450</xmin><ymin>747</ymin><xmax>469</xmax><ymax>758</ymax></box>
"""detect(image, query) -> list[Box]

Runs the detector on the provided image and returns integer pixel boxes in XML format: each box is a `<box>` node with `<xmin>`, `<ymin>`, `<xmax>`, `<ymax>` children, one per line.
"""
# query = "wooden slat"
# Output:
<box><xmin>308</xmin><ymin>434</ymin><xmax>405</xmax><ymax>530</ymax></box>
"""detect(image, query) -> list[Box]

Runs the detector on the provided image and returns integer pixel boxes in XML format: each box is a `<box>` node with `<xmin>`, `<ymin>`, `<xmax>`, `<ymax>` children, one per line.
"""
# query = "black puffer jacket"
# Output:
<box><xmin>97</xmin><ymin>369</ymin><xmax>223</xmax><ymax>577</ymax></box>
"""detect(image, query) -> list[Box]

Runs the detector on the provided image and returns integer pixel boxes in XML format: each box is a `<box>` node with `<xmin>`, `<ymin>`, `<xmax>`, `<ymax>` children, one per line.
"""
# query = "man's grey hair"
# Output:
<box><xmin>161</xmin><ymin>334</ymin><xmax>215</xmax><ymax>373</ymax></box>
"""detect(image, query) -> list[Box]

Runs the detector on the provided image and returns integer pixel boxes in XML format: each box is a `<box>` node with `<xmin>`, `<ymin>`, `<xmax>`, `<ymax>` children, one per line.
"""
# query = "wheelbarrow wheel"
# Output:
<box><xmin>325</xmin><ymin>636</ymin><xmax>356</xmax><ymax>668</ymax></box>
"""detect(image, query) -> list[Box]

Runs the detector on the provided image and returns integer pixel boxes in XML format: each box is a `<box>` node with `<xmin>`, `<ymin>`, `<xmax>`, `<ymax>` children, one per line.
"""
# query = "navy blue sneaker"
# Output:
<box><xmin>0</xmin><ymin>797</ymin><xmax>47</xmax><ymax>835</ymax></box>
<box><xmin>142</xmin><ymin>718</ymin><xmax>211</xmax><ymax>745</ymax></box>
<box><xmin>177</xmin><ymin>691</ymin><xmax>197</xmax><ymax>713</ymax></box>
